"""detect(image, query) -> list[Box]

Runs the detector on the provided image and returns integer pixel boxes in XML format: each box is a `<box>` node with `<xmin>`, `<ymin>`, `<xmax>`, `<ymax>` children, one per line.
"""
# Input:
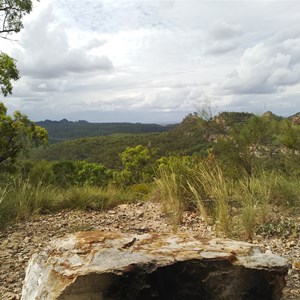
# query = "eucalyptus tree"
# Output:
<box><xmin>0</xmin><ymin>1</ymin><xmax>47</xmax><ymax>168</ymax></box>
<box><xmin>0</xmin><ymin>0</ymin><xmax>35</xmax><ymax>96</ymax></box>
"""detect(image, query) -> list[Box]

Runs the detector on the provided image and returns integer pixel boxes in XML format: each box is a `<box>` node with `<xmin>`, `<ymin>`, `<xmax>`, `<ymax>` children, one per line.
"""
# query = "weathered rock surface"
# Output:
<box><xmin>22</xmin><ymin>231</ymin><xmax>288</xmax><ymax>300</ymax></box>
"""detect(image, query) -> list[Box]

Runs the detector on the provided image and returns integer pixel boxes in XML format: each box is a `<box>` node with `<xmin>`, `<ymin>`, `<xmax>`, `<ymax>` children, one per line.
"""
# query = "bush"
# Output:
<box><xmin>116</xmin><ymin>145</ymin><xmax>155</xmax><ymax>186</ymax></box>
<box><xmin>75</xmin><ymin>161</ymin><xmax>112</xmax><ymax>187</ymax></box>
<box><xmin>28</xmin><ymin>160</ymin><xmax>54</xmax><ymax>185</ymax></box>
<box><xmin>52</xmin><ymin>161</ymin><xmax>77</xmax><ymax>186</ymax></box>
<box><xmin>52</xmin><ymin>161</ymin><xmax>112</xmax><ymax>187</ymax></box>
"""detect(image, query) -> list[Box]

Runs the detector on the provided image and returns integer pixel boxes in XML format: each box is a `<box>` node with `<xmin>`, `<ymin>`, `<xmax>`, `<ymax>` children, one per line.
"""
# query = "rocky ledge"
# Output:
<box><xmin>22</xmin><ymin>231</ymin><xmax>288</xmax><ymax>300</ymax></box>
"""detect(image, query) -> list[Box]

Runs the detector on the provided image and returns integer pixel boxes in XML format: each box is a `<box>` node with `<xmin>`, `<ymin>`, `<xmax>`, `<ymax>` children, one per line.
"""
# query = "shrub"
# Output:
<box><xmin>28</xmin><ymin>160</ymin><xmax>54</xmax><ymax>185</ymax></box>
<box><xmin>52</xmin><ymin>161</ymin><xmax>77</xmax><ymax>186</ymax></box>
<box><xmin>75</xmin><ymin>161</ymin><xmax>112</xmax><ymax>187</ymax></box>
<box><xmin>116</xmin><ymin>145</ymin><xmax>155</xmax><ymax>186</ymax></box>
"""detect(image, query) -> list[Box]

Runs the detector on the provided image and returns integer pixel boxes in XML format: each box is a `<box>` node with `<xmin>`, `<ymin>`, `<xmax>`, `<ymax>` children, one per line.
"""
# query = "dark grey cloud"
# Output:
<box><xmin>210</xmin><ymin>21</ymin><xmax>241</xmax><ymax>40</ymax></box>
<box><xmin>205</xmin><ymin>40</ymin><xmax>238</xmax><ymax>55</ymax></box>
<box><xmin>205</xmin><ymin>21</ymin><xmax>241</xmax><ymax>55</ymax></box>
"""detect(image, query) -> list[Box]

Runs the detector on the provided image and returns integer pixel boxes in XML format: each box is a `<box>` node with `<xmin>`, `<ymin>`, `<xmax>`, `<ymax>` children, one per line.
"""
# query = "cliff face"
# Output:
<box><xmin>289</xmin><ymin>112</ymin><xmax>300</xmax><ymax>125</ymax></box>
<box><xmin>213</xmin><ymin>112</ymin><xmax>254</xmax><ymax>127</ymax></box>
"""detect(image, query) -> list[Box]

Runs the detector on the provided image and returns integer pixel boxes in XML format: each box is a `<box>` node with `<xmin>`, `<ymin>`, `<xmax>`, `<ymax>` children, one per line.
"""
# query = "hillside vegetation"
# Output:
<box><xmin>36</xmin><ymin>119</ymin><xmax>176</xmax><ymax>143</ymax></box>
<box><xmin>1</xmin><ymin>111</ymin><xmax>300</xmax><ymax>241</ymax></box>
<box><xmin>32</xmin><ymin>114</ymin><xmax>212</xmax><ymax>168</ymax></box>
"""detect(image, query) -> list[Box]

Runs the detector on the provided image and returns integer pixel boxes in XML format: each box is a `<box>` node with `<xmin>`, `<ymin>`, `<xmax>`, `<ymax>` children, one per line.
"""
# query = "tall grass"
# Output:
<box><xmin>196</xmin><ymin>163</ymin><xmax>233</xmax><ymax>236</ymax></box>
<box><xmin>0</xmin><ymin>178</ymin><xmax>137</xmax><ymax>229</ymax></box>
<box><xmin>155</xmin><ymin>158</ymin><xmax>232</xmax><ymax>235</ymax></box>
<box><xmin>154</xmin><ymin>157</ymin><xmax>300</xmax><ymax>239</ymax></box>
<box><xmin>155</xmin><ymin>169</ymin><xmax>183</xmax><ymax>228</ymax></box>
<box><xmin>0</xmin><ymin>178</ymin><xmax>58</xmax><ymax>227</ymax></box>
<box><xmin>155</xmin><ymin>156</ymin><xmax>200</xmax><ymax>228</ymax></box>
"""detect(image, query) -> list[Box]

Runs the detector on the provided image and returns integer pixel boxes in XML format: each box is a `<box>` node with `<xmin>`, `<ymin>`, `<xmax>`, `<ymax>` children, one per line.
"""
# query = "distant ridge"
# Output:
<box><xmin>36</xmin><ymin>119</ymin><xmax>177</xmax><ymax>143</ymax></box>
<box><xmin>33</xmin><ymin>111</ymin><xmax>300</xmax><ymax>169</ymax></box>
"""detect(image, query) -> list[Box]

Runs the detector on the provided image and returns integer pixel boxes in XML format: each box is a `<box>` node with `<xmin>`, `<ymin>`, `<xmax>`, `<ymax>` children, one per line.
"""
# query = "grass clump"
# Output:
<box><xmin>154</xmin><ymin>156</ymin><xmax>300</xmax><ymax>239</ymax></box>
<box><xmin>155</xmin><ymin>157</ymin><xmax>232</xmax><ymax>235</ymax></box>
<box><xmin>0</xmin><ymin>176</ymin><xmax>138</xmax><ymax>229</ymax></box>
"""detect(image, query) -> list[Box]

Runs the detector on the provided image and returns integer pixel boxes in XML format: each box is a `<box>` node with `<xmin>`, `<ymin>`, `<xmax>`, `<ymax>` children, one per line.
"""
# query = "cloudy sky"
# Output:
<box><xmin>1</xmin><ymin>0</ymin><xmax>300</xmax><ymax>123</ymax></box>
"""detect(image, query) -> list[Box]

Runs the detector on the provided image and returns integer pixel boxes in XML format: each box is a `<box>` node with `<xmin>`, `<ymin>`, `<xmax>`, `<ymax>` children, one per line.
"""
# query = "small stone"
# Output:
<box><xmin>23</xmin><ymin>236</ymin><xmax>31</xmax><ymax>244</ymax></box>
<box><xmin>287</xmin><ymin>240</ymin><xmax>296</xmax><ymax>248</ymax></box>
<box><xmin>292</xmin><ymin>261</ymin><xmax>300</xmax><ymax>270</ymax></box>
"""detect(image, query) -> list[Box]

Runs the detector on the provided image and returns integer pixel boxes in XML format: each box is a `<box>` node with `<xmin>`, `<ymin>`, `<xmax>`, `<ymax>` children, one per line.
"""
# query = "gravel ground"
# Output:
<box><xmin>0</xmin><ymin>201</ymin><xmax>299</xmax><ymax>299</ymax></box>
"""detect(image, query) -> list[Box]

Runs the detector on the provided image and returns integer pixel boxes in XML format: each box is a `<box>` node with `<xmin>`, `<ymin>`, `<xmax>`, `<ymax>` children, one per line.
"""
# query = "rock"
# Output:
<box><xmin>287</xmin><ymin>241</ymin><xmax>296</xmax><ymax>248</ymax></box>
<box><xmin>21</xmin><ymin>231</ymin><xmax>289</xmax><ymax>300</ymax></box>
<box><xmin>293</xmin><ymin>260</ymin><xmax>300</xmax><ymax>270</ymax></box>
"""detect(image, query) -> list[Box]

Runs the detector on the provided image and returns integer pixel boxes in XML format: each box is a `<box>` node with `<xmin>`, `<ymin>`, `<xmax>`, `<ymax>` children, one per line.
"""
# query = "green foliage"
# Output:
<box><xmin>268</xmin><ymin>173</ymin><xmax>300</xmax><ymax>208</ymax></box>
<box><xmin>257</xmin><ymin>217</ymin><xmax>300</xmax><ymax>239</ymax></box>
<box><xmin>75</xmin><ymin>161</ymin><xmax>112</xmax><ymax>187</ymax></box>
<box><xmin>33</xmin><ymin>116</ymin><xmax>210</xmax><ymax>169</ymax></box>
<box><xmin>28</xmin><ymin>160</ymin><xmax>54</xmax><ymax>185</ymax></box>
<box><xmin>0</xmin><ymin>0</ymin><xmax>35</xmax><ymax>95</ymax></box>
<box><xmin>277</xmin><ymin>119</ymin><xmax>300</xmax><ymax>150</ymax></box>
<box><xmin>0</xmin><ymin>53</ymin><xmax>19</xmax><ymax>96</ymax></box>
<box><xmin>0</xmin><ymin>177</ymin><xmax>58</xmax><ymax>227</ymax></box>
<box><xmin>215</xmin><ymin>111</ymin><xmax>254</xmax><ymax>127</ymax></box>
<box><xmin>154</xmin><ymin>154</ymin><xmax>300</xmax><ymax>239</ymax></box>
<box><xmin>0</xmin><ymin>0</ymin><xmax>33</xmax><ymax>36</ymax></box>
<box><xmin>57</xmin><ymin>186</ymin><xmax>113</xmax><ymax>211</ymax></box>
<box><xmin>155</xmin><ymin>155</ymin><xmax>202</xmax><ymax>226</ymax></box>
<box><xmin>52</xmin><ymin>161</ymin><xmax>111</xmax><ymax>187</ymax></box>
<box><xmin>155</xmin><ymin>157</ymin><xmax>230</xmax><ymax>231</ymax></box>
<box><xmin>0</xmin><ymin>102</ymin><xmax>48</xmax><ymax>166</ymax></box>
<box><xmin>117</xmin><ymin>145</ymin><xmax>153</xmax><ymax>186</ymax></box>
<box><xmin>2</xmin><ymin>109</ymin><xmax>300</xmax><ymax>241</ymax></box>
<box><xmin>215</xmin><ymin>115</ymin><xmax>277</xmax><ymax>179</ymax></box>
<box><xmin>52</xmin><ymin>161</ymin><xmax>77</xmax><ymax>186</ymax></box>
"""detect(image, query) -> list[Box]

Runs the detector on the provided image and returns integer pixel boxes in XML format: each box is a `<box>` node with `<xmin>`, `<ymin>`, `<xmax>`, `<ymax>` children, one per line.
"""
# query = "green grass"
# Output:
<box><xmin>154</xmin><ymin>158</ymin><xmax>300</xmax><ymax>239</ymax></box>
<box><xmin>1</xmin><ymin>160</ymin><xmax>299</xmax><ymax>240</ymax></box>
<box><xmin>0</xmin><ymin>178</ymin><xmax>139</xmax><ymax>229</ymax></box>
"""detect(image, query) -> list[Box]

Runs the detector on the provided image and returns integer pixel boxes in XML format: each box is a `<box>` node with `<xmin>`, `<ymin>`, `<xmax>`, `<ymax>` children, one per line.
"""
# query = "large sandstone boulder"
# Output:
<box><xmin>21</xmin><ymin>231</ymin><xmax>288</xmax><ymax>300</ymax></box>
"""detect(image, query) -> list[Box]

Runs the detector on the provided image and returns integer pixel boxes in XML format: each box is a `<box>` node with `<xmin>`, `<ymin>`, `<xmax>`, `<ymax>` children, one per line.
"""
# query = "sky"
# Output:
<box><xmin>1</xmin><ymin>0</ymin><xmax>300</xmax><ymax>123</ymax></box>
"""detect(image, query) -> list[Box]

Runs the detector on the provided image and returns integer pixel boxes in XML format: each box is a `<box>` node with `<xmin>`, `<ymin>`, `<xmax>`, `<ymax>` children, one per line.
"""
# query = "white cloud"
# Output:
<box><xmin>13</xmin><ymin>3</ymin><xmax>113</xmax><ymax>79</ymax></box>
<box><xmin>2</xmin><ymin>0</ymin><xmax>300</xmax><ymax>121</ymax></box>
<box><xmin>223</xmin><ymin>38</ymin><xmax>300</xmax><ymax>94</ymax></box>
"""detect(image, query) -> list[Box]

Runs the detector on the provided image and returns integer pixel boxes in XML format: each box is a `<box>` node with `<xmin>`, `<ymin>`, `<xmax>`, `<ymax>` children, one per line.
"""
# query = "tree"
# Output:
<box><xmin>0</xmin><ymin>0</ymin><xmax>34</xmax><ymax>96</ymax></box>
<box><xmin>277</xmin><ymin>119</ymin><xmax>300</xmax><ymax>151</ymax></box>
<box><xmin>0</xmin><ymin>102</ymin><xmax>48</xmax><ymax>167</ymax></box>
<box><xmin>0</xmin><ymin>0</ymin><xmax>33</xmax><ymax>36</ymax></box>
<box><xmin>117</xmin><ymin>145</ymin><xmax>153</xmax><ymax>185</ymax></box>
<box><xmin>215</xmin><ymin>115</ymin><xmax>276</xmax><ymax>180</ymax></box>
<box><xmin>0</xmin><ymin>1</ymin><xmax>45</xmax><ymax>167</ymax></box>
<box><xmin>0</xmin><ymin>52</ymin><xmax>19</xmax><ymax>96</ymax></box>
